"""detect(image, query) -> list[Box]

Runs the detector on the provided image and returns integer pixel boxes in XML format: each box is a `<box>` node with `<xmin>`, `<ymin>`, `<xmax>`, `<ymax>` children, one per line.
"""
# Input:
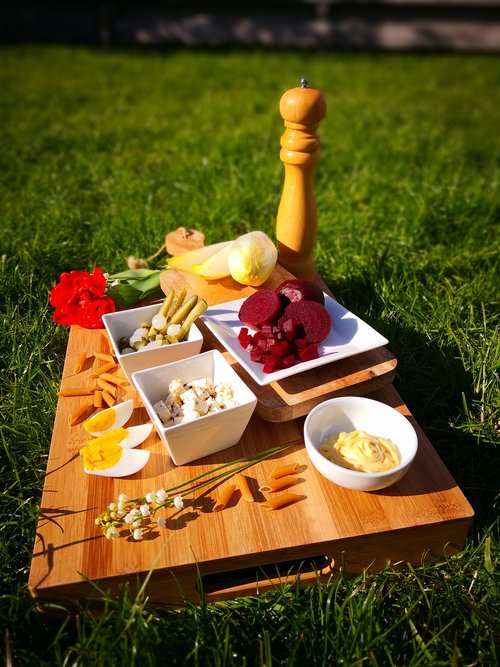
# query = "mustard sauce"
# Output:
<box><xmin>319</xmin><ymin>430</ymin><xmax>400</xmax><ymax>473</ymax></box>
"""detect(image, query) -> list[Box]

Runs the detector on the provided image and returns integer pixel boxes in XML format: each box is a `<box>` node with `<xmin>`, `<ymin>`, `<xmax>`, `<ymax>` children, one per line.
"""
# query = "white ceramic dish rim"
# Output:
<box><xmin>201</xmin><ymin>294</ymin><xmax>389</xmax><ymax>386</ymax></box>
<box><xmin>102</xmin><ymin>304</ymin><xmax>203</xmax><ymax>361</ymax></box>
<box><xmin>304</xmin><ymin>396</ymin><xmax>418</xmax><ymax>479</ymax></box>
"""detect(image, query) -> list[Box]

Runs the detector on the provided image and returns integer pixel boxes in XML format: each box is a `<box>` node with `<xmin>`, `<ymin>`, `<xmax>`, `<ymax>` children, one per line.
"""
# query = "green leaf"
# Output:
<box><xmin>105</xmin><ymin>283</ymin><xmax>143</xmax><ymax>309</ymax></box>
<box><xmin>108</xmin><ymin>269</ymin><xmax>159</xmax><ymax>280</ymax></box>
<box><xmin>105</xmin><ymin>271</ymin><xmax>163</xmax><ymax>309</ymax></box>
<box><xmin>128</xmin><ymin>271</ymin><xmax>162</xmax><ymax>297</ymax></box>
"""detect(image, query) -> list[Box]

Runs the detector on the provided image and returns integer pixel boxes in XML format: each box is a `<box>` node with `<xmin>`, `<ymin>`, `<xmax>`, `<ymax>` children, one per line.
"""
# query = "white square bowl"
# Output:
<box><xmin>102</xmin><ymin>303</ymin><xmax>203</xmax><ymax>387</ymax></box>
<box><xmin>132</xmin><ymin>349</ymin><xmax>258</xmax><ymax>465</ymax></box>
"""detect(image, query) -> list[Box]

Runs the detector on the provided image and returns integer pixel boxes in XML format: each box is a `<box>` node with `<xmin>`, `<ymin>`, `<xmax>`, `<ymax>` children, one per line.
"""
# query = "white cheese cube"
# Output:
<box><xmin>168</xmin><ymin>379</ymin><xmax>186</xmax><ymax>397</ymax></box>
<box><xmin>153</xmin><ymin>400</ymin><xmax>173</xmax><ymax>424</ymax></box>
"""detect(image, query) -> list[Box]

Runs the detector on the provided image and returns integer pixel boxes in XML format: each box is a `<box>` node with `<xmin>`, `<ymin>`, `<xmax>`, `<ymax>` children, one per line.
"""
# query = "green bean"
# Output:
<box><xmin>165</xmin><ymin>287</ymin><xmax>187</xmax><ymax>323</ymax></box>
<box><xmin>177</xmin><ymin>299</ymin><xmax>208</xmax><ymax>341</ymax></box>
<box><xmin>169</xmin><ymin>294</ymin><xmax>198</xmax><ymax>325</ymax></box>
<box><xmin>158</xmin><ymin>289</ymin><xmax>175</xmax><ymax>318</ymax></box>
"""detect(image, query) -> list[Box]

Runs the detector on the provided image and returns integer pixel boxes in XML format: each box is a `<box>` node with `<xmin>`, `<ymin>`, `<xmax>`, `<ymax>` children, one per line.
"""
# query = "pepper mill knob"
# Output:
<box><xmin>276</xmin><ymin>79</ymin><xmax>327</xmax><ymax>280</ymax></box>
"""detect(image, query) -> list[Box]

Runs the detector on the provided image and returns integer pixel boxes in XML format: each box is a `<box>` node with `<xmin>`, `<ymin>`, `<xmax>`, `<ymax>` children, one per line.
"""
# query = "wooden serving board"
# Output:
<box><xmin>160</xmin><ymin>266</ymin><xmax>397</xmax><ymax>421</ymax></box>
<box><xmin>29</xmin><ymin>282</ymin><xmax>473</xmax><ymax>611</ymax></box>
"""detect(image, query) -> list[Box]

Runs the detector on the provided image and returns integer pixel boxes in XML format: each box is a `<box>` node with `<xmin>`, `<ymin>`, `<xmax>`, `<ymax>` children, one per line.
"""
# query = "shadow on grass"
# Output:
<box><xmin>322</xmin><ymin>272</ymin><xmax>498</xmax><ymax>532</ymax></box>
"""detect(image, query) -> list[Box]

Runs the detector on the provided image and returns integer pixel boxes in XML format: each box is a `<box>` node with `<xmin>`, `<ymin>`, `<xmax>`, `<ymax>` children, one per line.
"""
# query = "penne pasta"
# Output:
<box><xmin>259</xmin><ymin>475</ymin><xmax>299</xmax><ymax>493</ymax></box>
<box><xmin>99</xmin><ymin>372</ymin><xmax>128</xmax><ymax>387</ymax></box>
<box><xmin>102</xmin><ymin>390</ymin><xmax>116</xmax><ymax>408</ymax></box>
<box><xmin>269</xmin><ymin>463</ymin><xmax>300</xmax><ymax>480</ymax></box>
<box><xmin>97</xmin><ymin>378</ymin><xmax>117</xmax><ymax>396</ymax></box>
<box><xmin>259</xmin><ymin>492</ymin><xmax>302</xmax><ymax>511</ymax></box>
<box><xmin>213</xmin><ymin>484</ymin><xmax>236</xmax><ymax>512</ymax></box>
<box><xmin>93</xmin><ymin>390</ymin><xmax>103</xmax><ymax>408</ymax></box>
<box><xmin>99</xmin><ymin>329</ymin><xmax>112</xmax><ymax>352</ymax></box>
<box><xmin>88</xmin><ymin>362</ymin><xmax>117</xmax><ymax>378</ymax></box>
<box><xmin>73</xmin><ymin>351</ymin><xmax>87</xmax><ymax>374</ymax></box>
<box><xmin>94</xmin><ymin>352</ymin><xmax>115</xmax><ymax>363</ymax></box>
<box><xmin>235</xmin><ymin>474</ymin><xmax>254</xmax><ymax>503</ymax></box>
<box><xmin>58</xmin><ymin>387</ymin><xmax>96</xmax><ymax>397</ymax></box>
<box><xmin>68</xmin><ymin>400</ymin><xmax>93</xmax><ymax>427</ymax></box>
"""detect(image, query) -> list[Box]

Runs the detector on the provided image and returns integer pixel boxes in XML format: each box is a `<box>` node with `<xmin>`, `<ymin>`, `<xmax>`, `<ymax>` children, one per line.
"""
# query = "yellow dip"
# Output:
<box><xmin>319</xmin><ymin>430</ymin><xmax>400</xmax><ymax>473</ymax></box>
<box><xmin>79</xmin><ymin>428</ymin><xmax>128</xmax><ymax>470</ymax></box>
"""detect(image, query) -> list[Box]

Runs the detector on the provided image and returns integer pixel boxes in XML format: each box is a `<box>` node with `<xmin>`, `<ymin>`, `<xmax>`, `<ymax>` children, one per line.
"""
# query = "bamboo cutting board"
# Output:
<box><xmin>160</xmin><ymin>266</ymin><xmax>398</xmax><ymax>421</ymax></box>
<box><xmin>29</xmin><ymin>272</ymin><xmax>473</xmax><ymax>610</ymax></box>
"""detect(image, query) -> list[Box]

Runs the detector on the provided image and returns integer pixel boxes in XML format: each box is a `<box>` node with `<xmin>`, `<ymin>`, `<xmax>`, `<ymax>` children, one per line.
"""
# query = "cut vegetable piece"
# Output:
<box><xmin>166</xmin><ymin>241</ymin><xmax>233</xmax><ymax>273</ymax></box>
<box><xmin>238</xmin><ymin>289</ymin><xmax>282</xmax><ymax>329</ymax></box>
<box><xmin>192</xmin><ymin>242</ymin><xmax>233</xmax><ymax>279</ymax></box>
<box><xmin>280</xmin><ymin>300</ymin><xmax>331</xmax><ymax>343</ymax></box>
<box><xmin>263</xmin><ymin>356</ymin><xmax>285</xmax><ymax>374</ymax></box>
<box><xmin>276</xmin><ymin>279</ymin><xmax>325</xmax><ymax>306</ymax></box>
<box><xmin>228</xmin><ymin>231</ymin><xmax>278</xmax><ymax>286</ymax></box>
<box><xmin>298</xmin><ymin>343</ymin><xmax>319</xmax><ymax>362</ymax></box>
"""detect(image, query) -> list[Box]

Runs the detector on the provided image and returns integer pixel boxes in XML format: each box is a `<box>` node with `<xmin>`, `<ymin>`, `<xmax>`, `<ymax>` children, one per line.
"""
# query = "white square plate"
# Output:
<box><xmin>201</xmin><ymin>294</ymin><xmax>389</xmax><ymax>386</ymax></box>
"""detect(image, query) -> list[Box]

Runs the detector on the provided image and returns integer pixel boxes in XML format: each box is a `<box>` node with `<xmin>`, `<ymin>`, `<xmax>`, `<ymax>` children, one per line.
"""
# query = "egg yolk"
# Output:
<box><xmin>90</xmin><ymin>428</ymin><xmax>130</xmax><ymax>448</ymax></box>
<box><xmin>84</xmin><ymin>408</ymin><xmax>117</xmax><ymax>433</ymax></box>
<box><xmin>80</xmin><ymin>441</ymin><xmax>123</xmax><ymax>471</ymax></box>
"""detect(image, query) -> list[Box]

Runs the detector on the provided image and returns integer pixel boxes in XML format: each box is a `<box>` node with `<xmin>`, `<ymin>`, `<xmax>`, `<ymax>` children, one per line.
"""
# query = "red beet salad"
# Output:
<box><xmin>237</xmin><ymin>280</ymin><xmax>332</xmax><ymax>374</ymax></box>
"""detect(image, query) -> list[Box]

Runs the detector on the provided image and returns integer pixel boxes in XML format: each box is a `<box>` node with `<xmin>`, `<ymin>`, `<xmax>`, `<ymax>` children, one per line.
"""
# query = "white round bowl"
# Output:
<box><xmin>304</xmin><ymin>396</ymin><xmax>418</xmax><ymax>492</ymax></box>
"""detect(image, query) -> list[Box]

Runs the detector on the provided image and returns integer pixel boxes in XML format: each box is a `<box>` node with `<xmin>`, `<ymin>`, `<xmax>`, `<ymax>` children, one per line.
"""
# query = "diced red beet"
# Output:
<box><xmin>280</xmin><ymin>300</ymin><xmax>331</xmax><ymax>344</ymax></box>
<box><xmin>276</xmin><ymin>279</ymin><xmax>325</xmax><ymax>306</ymax></box>
<box><xmin>257</xmin><ymin>337</ymin><xmax>276</xmax><ymax>351</ymax></box>
<box><xmin>280</xmin><ymin>318</ymin><xmax>295</xmax><ymax>336</ymax></box>
<box><xmin>249</xmin><ymin>347</ymin><xmax>266</xmax><ymax>363</ymax></box>
<box><xmin>260</xmin><ymin>324</ymin><xmax>274</xmax><ymax>338</ymax></box>
<box><xmin>252</xmin><ymin>331</ymin><xmax>265</xmax><ymax>344</ymax></box>
<box><xmin>282</xmin><ymin>354</ymin><xmax>297</xmax><ymax>368</ymax></box>
<box><xmin>238</xmin><ymin>327</ymin><xmax>251</xmax><ymax>348</ymax></box>
<box><xmin>293</xmin><ymin>338</ymin><xmax>308</xmax><ymax>350</ymax></box>
<box><xmin>238</xmin><ymin>289</ymin><xmax>283</xmax><ymax>329</ymax></box>
<box><xmin>298</xmin><ymin>343</ymin><xmax>319</xmax><ymax>362</ymax></box>
<box><xmin>270</xmin><ymin>340</ymin><xmax>291</xmax><ymax>358</ymax></box>
<box><xmin>263</xmin><ymin>356</ymin><xmax>285</xmax><ymax>374</ymax></box>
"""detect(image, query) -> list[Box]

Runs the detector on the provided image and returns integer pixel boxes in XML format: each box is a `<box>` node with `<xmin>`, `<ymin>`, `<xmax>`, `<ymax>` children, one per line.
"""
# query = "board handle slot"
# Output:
<box><xmin>199</xmin><ymin>555</ymin><xmax>334</xmax><ymax>595</ymax></box>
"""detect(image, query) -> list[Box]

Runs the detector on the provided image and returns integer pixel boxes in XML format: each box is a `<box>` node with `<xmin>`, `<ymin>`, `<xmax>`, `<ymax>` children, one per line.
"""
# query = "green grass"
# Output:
<box><xmin>1</xmin><ymin>45</ymin><xmax>499</xmax><ymax>665</ymax></box>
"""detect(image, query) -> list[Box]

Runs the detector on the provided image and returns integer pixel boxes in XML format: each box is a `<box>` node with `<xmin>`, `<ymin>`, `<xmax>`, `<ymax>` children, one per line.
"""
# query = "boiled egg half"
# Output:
<box><xmin>83</xmin><ymin>399</ymin><xmax>134</xmax><ymax>436</ymax></box>
<box><xmin>80</xmin><ymin>424</ymin><xmax>153</xmax><ymax>477</ymax></box>
<box><xmin>81</xmin><ymin>398</ymin><xmax>153</xmax><ymax>477</ymax></box>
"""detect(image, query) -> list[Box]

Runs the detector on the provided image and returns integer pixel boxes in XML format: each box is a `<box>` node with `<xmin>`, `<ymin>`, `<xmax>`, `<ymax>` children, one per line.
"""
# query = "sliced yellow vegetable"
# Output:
<box><xmin>192</xmin><ymin>242</ymin><xmax>233</xmax><ymax>280</ymax></box>
<box><xmin>228</xmin><ymin>231</ymin><xmax>278</xmax><ymax>286</ymax></box>
<box><xmin>166</xmin><ymin>241</ymin><xmax>233</xmax><ymax>273</ymax></box>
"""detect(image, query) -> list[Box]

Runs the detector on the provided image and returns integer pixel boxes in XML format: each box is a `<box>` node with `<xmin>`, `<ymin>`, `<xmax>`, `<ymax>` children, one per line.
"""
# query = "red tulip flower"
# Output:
<box><xmin>49</xmin><ymin>266</ymin><xmax>115</xmax><ymax>329</ymax></box>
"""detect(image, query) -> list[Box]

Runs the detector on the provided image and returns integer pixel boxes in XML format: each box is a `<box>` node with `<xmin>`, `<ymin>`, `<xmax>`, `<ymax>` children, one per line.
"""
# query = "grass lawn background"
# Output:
<box><xmin>1</xmin><ymin>45</ymin><xmax>499</xmax><ymax>665</ymax></box>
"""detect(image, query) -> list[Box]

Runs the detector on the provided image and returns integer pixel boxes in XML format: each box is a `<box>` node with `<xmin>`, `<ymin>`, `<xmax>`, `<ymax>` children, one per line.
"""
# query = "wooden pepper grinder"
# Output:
<box><xmin>276</xmin><ymin>79</ymin><xmax>327</xmax><ymax>280</ymax></box>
